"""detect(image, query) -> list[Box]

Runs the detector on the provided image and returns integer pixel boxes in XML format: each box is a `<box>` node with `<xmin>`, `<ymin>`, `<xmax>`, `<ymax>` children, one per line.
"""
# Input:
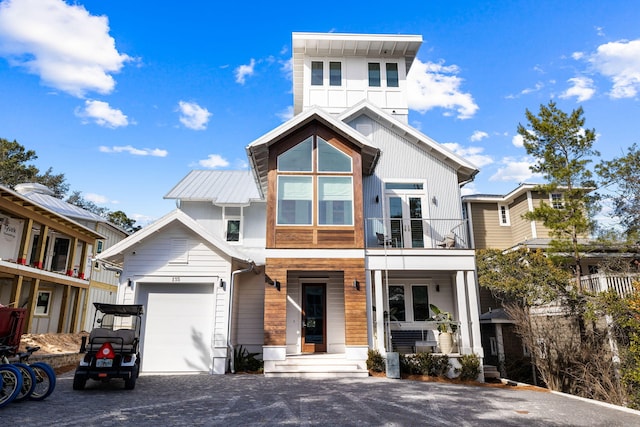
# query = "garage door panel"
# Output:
<box><xmin>139</xmin><ymin>284</ymin><xmax>215</xmax><ymax>373</ymax></box>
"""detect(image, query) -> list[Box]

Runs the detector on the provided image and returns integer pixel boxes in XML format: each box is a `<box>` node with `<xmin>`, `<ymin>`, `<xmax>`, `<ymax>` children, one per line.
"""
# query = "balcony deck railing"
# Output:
<box><xmin>365</xmin><ymin>218</ymin><xmax>471</xmax><ymax>249</ymax></box>
<box><xmin>577</xmin><ymin>273</ymin><xmax>640</xmax><ymax>297</ymax></box>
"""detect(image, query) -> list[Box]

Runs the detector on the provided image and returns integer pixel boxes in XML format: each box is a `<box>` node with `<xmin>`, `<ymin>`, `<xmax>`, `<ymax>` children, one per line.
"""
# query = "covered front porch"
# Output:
<box><xmin>366</xmin><ymin>248</ymin><xmax>484</xmax><ymax>365</ymax></box>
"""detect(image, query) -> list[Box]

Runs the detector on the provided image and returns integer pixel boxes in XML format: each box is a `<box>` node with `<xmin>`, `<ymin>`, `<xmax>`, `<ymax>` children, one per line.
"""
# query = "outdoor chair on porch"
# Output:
<box><xmin>376</xmin><ymin>232</ymin><xmax>395</xmax><ymax>248</ymax></box>
<box><xmin>436</xmin><ymin>233</ymin><xmax>456</xmax><ymax>248</ymax></box>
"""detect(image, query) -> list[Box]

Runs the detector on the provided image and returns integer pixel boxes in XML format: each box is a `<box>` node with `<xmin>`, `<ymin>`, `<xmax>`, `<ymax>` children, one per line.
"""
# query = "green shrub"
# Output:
<box><xmin>399</xmin><ymin>352</ymin><xmax>450</xmax><ymax>377</ymax></box>
<box><xmin>456</xmin><ymin>353</ymin><xmax>481</xmax><ymax>381</ymax></box>
<box><xmin>233</xmin><ymin>345</ymin><xmax>263</xmax><ymax>372</ymax></box>
<box><xmin>367</xmin><ymin>349</ymin><xmax>385</xmax><ymax>372</ymax></box>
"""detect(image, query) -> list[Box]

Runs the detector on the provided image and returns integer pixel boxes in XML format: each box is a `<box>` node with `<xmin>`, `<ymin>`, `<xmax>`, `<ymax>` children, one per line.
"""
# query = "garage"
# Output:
<box><xmin>137</xmin><ymin>283</ymin><xmax>216</xmax><ymax>373</ymax></box>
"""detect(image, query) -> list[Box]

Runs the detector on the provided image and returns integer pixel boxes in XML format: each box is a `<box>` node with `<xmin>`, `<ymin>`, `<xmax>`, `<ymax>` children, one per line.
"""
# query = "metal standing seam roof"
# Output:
<box><xmin>20</xmin><ymin>191</ymin><xmax>108</xmax><ymax>223</ymax></box>
<box><xmin>164</xmin><ymin>170</ymin><xmax>263</xmax><ymax>204</ymax></box>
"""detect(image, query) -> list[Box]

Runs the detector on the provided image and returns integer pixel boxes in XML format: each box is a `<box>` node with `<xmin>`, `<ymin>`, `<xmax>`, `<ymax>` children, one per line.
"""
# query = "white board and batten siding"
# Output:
<box><xmin>116</xmin><ymin>222</ymin><xmax>233</xmax><ymax>373</ymax></box>
<box><xmin>232</xmin><ymin>272</ymin><xmax>265</xmax><ymax>355</ymax></box>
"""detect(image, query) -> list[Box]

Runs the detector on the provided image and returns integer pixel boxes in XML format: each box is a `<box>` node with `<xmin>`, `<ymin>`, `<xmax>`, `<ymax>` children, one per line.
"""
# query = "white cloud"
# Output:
<box><xmin>84</xmin><ymin>193</ymin><xmax>112</xmax><ymax>205</ymax></box>
<box><xmin>198</xmin><ymin>154</ymin><xmax>229</xmax><ymax>169</ymax></box>
<box><xmin>407</xmin><ymin>58</ymin><xmax>478</xmax><ymax>119</ymax></box>
<box><xmin>588</xmin><ymin>39</ymin><xmax>640</xmax><ymax>98</ymax></box>
<box><xmin>75</xmin><ymin>99</ymin><xmax>129</xmax><ymax>128</ymax></box>
<box><xmin>489</xmin><ymin>157</ymin><xmax>540</xmax><ymax>182</ymax></box>
<box><xmin>442</xmin><ymin>142</ymin><xmax>493</xmax><ymax>168</ymax></box>
<box><xmin>572</xmin><ymin>52</ymin><xmax>585</xmax><ymax>60</ymax></box>
<box><xmin>460</xmin><ymin>182</ymin><xmax>477</xmax><ymax>197</ymax></box>
<box><xmin>0</xmin><ymin>0</ymin><xmax>130</xmax><ymax>97</ymax></box>
<box><xmin>560</xmin><ymin>76</ymin><xmax>595</xmax><ymax>102</ymax></box>
<box><xmin>235</xmin><ymin>58</ymin><xmax>256</xmax><ymax>84</ymax></box>
<box><xmin>276</xmin><ymin>105</ymin><xmax>293</xmax><ymax>122</ymax></box>
<box><xmin>177</xmin><ymin>101</ymin><xmax>211</xmax><ymax>130</ymax></box>
<box><xmin>512</xmin><ymin>134</ymin><xmax>524</xmax><ymax>148</ymax></box>
<box><xmin>99</xmin><ymin>145</ymin><xmax>167</xmax><ymax>157</ymax></box>
<box><xmin>470</xmin><ymin>130</ymin><xmax>488</xmax><ymax>142</ymax></box>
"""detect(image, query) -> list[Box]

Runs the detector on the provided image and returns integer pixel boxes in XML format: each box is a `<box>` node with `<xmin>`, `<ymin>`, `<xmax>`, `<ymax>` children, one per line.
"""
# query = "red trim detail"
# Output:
<box><xmin>66</xmin><ymin>270</ymin><xmax>74</xmax><ymax>276</ymax></box>
<box><xmin>17</xmin><ymin>258</ymin><xmax>27</xmax><ymax>265</ymax></box>
<box><xmin>35</xmin><ymin>261</ymin><xmax>43</xmax><ymax>269</ymax></box>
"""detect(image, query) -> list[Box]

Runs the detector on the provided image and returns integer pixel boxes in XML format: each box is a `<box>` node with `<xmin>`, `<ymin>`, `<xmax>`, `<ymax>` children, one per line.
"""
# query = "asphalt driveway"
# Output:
<box><xmin>2</xmin><ymin>372</ymin><xmax>639</xmax><ymax>426</ymax></box>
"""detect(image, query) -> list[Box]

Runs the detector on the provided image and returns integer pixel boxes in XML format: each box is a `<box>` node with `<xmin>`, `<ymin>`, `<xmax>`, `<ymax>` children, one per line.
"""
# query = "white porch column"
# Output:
<box><xmin>374</xmin><ymin>269</ymin><xmax>386</xmax><ymax>354</ymax></box>
<box><xmin>366</xmin><ymin>271</ymin><xmax>373</xmax><ymax>348</ymax></box>
<box><xmin>455</xmin><ymin>270</ymin><xmax>471</xmax><ymax>353</ymax></box>
<box><xmin>466</xmin><ymin>270</ymin><xmax>483</xmax><ymax>357</ymax></box>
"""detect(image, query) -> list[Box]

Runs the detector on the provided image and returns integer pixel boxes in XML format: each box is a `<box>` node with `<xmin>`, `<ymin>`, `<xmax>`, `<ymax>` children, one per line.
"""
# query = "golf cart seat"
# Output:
<box><xmin>87</xmin><ymin>328</ymin><xmax>137</xmax><ymax>352</ymax></box>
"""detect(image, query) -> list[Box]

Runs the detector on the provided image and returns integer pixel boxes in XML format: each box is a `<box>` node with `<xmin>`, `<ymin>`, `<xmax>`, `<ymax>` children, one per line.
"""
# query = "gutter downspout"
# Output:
<box><xmin>227</xmin><ymin>262</ymin><xmax>255</xmax><ymax>373</ymax></box>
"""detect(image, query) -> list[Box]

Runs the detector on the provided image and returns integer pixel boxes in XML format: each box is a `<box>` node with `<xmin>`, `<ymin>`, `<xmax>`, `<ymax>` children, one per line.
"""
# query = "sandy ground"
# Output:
<box><xmin>19</xmin><ymin>332</ymin><xmax>87</xmax><ymax>355</ymax></box>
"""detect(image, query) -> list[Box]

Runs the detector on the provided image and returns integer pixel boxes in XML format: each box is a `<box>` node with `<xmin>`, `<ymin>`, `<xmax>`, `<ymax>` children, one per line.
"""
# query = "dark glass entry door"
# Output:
<box><xmin>301</xmin><ymin>283</ymin><xmax>326</xmax><ymax>353</ymax></box>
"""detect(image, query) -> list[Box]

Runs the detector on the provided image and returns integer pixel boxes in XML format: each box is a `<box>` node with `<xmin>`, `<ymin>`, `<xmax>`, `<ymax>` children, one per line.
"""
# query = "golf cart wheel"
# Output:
<box><xmin>72</xmin><ymin>373</ymin><xmax>86</xmax><ymax>390</ymax></box>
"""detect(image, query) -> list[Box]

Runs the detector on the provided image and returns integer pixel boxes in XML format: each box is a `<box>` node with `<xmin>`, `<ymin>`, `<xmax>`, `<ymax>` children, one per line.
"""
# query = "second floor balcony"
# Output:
<box><xmin>365</xmin><ymin>218</ymin><xmax>471</xmax><ymax>250</ymax></box>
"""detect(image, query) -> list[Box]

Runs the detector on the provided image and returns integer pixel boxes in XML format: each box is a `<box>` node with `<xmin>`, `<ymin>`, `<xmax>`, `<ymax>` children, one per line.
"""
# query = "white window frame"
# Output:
<box><xmin>498</xmin><ymin>204</ymin><xmax>511</xmax><ymax>226</ymax></box>
<box><xmin>386</xmin><ymin>283</ymin><xmax>430</xmax><ymax>323</ymax></box>
<box><xmin>550</xmin><ymin>193</ymin><xmax>564</xmax><ymax>209</ymax></box>
<box><xmin>34</xmin><ymin>290</ymin><xmax>52</xmax><ymax>316</ymax></box>
<box><xmin>309</xmin><ymin>60</ymin><xmax>343</xmax><ymax>87</ymax></box>
<box><xmin>223</xmin><ymin>206</ymin><xmax>243</xmax><ymax>243</ymax></box>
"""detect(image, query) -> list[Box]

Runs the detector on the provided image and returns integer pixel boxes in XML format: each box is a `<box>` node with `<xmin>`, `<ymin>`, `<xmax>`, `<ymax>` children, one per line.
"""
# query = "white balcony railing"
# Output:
<box><xmin>365</xmin><ymin>218</ymin><xmax>470</xmax><ymax>249</ymax></box>
<box><xmin>577</xmin><ymin>273</ymin><xmax>640</xmax><ymax>297</ymax></box>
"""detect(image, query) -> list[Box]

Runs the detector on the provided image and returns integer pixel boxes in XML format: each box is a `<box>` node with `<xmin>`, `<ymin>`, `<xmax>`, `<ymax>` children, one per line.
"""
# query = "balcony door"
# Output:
<box><xmin>386</xmin><ymin>194</ymin><xmax>427</xmax><ymax>248</ymax></box>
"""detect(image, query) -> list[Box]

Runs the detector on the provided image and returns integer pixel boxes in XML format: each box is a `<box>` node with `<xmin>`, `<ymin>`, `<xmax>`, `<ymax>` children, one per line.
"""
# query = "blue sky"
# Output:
<box><xmin>0</xmin><ymin>0</ymin><xmax>639</xmax><ymax>226</ymax></box>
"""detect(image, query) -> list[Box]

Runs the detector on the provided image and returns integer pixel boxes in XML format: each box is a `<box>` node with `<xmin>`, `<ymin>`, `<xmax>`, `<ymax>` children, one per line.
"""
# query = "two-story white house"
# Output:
<box><xmin>98</xmin><ymin>32</ymin><xmax>484</xmax><ymax>378</ymax></box>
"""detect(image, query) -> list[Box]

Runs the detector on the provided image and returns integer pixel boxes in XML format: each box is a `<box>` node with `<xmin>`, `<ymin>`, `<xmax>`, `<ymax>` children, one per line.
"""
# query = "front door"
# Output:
<box><xmin>387</xmin><ymin>195</ymin><xmax>427</xmax><ymax>248</ymax></box>
<box><xmin>301</xmin><ymin>283</ymin><xmax>326</xmax><ymax>353</ymax></box>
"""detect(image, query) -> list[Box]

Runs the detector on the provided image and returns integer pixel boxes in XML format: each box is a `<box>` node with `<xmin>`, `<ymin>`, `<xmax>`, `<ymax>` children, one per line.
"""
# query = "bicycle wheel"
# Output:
<box><xmin>0</xmin><ymin>364</ymin><xmax>23</xmax><ymax>408</ymax></box>
<box><xmin>12</xmin><ymin>363</ymin><xmax>36</xmax><ymax>402</ymax></box>
<box><xmin>28</xmin><ymin>362</ymin><xmax>56</xmax><ymax>401</ymax></box>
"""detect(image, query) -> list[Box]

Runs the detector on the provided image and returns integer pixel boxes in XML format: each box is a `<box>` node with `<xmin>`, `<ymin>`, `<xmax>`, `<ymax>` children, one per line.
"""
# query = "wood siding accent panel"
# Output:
<box><xmin>265</xmin><ymin>257</ymin><xmax>367</xmax><ymax>347</ymax></box>
<box><xmin>265</xmin><ymin>122</ymin><xmax>364</xmax><ymax>250</ymax></box>
<box><xmin>274</xmin><ymin>229</ymin><xmax>314</xmax><ymax>247</ymax></box>
<box><xmin>316</xmin><ymin>229</ymin><xmax>356</xmax><ymax>246</ymax></box>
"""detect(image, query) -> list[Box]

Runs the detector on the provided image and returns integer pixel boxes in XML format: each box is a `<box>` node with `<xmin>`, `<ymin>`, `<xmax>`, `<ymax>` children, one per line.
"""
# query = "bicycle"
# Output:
<box><xmin>0</xmin><ymin>363</ymin><xmax>23</xmax><ymax>408</ymax></box>
<box><xmin>0</xmin><ymin>344</ymin><xmax>56</xmax><ymax>401</ymax></box>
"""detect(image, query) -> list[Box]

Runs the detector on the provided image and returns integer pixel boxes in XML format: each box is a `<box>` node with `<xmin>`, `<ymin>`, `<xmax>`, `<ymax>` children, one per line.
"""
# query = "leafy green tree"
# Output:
<box><xmin>596</xmin><ymin>143</ymin><xmax>640</xmax><ymax>240</ymax></box>
<box><xmin>517</xmin><ymin>101</ymin><xmax>600</xmax><ymax>283</ymax></box>
<box><xmin>107</xmin><ymin>210</ymin><xmax>141</xmax><ymax>233</ymax></box>
<box><xmin>476</xmin><ymin>248</ymin><xmax>573</xmax><ymax>307</ymax></box>
<box><xmin>66</xmin><ymin>191</ymin><xmax>109</xmax><ymax>217</ymax></box>
<box><xmin>0</xmin><ymin>137</ymin><xmax>68</xmax><ymax>197</ymax></box>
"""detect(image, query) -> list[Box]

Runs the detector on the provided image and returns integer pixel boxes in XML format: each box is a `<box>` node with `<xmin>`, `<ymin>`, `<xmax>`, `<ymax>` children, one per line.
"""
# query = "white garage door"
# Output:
<box><xmin>138</xmin><ymin>283</ymin><xmax>215</xmax><ymax>373</ymax></box>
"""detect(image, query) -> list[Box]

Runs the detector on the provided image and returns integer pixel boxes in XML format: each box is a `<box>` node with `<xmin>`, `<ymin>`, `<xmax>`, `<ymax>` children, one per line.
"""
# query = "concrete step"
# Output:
<box><xmin>483</xmin><ymin>365</ymin><xmax>500</xmax><ymax>379</ymax></box>
<box><xmin>265</xmin><ymin>354</ymin><xmax>369</xmax><ymax>378</ymax></box>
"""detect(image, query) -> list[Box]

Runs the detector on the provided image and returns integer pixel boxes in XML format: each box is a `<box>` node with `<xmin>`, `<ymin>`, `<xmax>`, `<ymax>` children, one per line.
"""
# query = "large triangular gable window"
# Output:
<box><xmin>277</xmin><ymin>135</ymin><xmax>353</xmax><ymax>226</ymax></box>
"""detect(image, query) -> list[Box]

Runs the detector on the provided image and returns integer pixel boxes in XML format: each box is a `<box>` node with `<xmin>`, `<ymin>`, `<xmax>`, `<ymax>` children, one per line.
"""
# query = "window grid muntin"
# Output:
<box><xmin>276</xmin><ymin>134</ymin><xmax>354</xmax><ymax>226</ymax></box>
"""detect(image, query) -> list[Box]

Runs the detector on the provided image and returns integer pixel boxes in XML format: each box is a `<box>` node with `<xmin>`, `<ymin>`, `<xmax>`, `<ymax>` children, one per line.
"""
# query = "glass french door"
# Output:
<box><xmin>387</xmin><ymin>195</ymin><xmax>427</xmax><ymax>248</ymax></box>
<box><xmin>301</xmin><ymin>283</ymin><xmax>327</xmax><ymax>353</ymax></box>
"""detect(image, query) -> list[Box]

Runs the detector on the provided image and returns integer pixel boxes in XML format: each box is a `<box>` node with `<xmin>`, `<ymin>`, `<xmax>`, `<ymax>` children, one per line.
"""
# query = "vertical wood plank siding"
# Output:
<box><xmin>264</xmin><ymin>258</ymin><xmax>366</xmax><ymax>346</ymax></box>
<box><xmin>266</xmin><ymin>122</ymin><xmax>364</xmax><ymax>249</ymax></box>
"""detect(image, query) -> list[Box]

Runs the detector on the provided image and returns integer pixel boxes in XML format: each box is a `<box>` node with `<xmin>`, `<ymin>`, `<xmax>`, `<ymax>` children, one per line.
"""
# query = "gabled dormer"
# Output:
<box><xmin>292</xmin><ymin>32</ymin><xmax>422</xmax><ymax>122</ymax></box>
<box><xmin>246</xmin><ymin>108</ymin><xmax>380</xmax><ymax>250</ymax></box>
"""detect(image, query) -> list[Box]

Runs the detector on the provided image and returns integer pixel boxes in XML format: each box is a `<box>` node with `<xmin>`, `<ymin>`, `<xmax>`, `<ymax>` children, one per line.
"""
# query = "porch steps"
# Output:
<box><xmin>483</xmin><ymin>365</ymin><xmax>500</xmax><ymax>380</ymax></box>
<box><xmin>265</xmin><ymin>354</ymin><xmax>369</xmax><ymax>378</ymax></box>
